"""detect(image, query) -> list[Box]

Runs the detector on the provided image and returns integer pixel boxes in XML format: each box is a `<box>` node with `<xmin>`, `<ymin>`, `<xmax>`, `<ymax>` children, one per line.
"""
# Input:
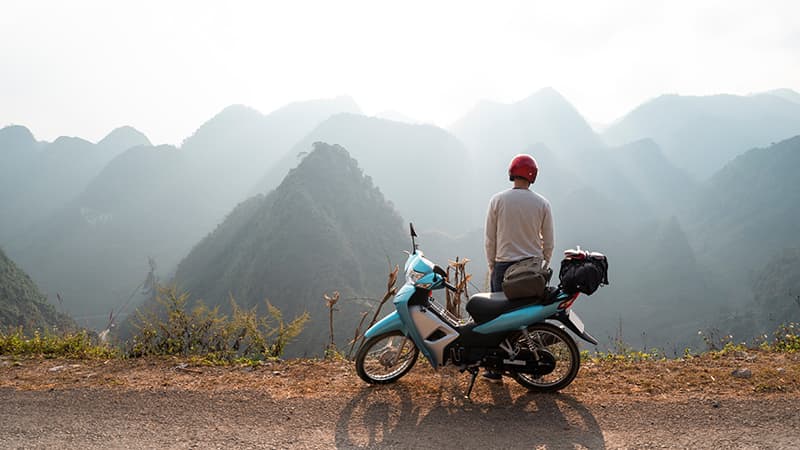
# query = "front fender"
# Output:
<box><xmin>364</xmin><ymin>311</ymin><xmax>406</xmax><ymax>338</ymax></box>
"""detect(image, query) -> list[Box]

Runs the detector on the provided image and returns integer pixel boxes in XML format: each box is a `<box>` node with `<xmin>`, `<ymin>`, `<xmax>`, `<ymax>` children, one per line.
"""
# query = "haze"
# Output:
<box><xmin>2</xmin><ymin>0</ymin><xmax>799</xmax><ymax>145</ymax></box>
<box><xmin>2</xmin><ymin>0</ymin><xmax>800</xmax><ymax>355</ymax></box>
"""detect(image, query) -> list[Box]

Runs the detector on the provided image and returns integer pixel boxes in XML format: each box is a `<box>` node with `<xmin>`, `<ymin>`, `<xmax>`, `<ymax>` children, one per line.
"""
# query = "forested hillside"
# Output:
<box><xmin>752</xmin><ymin>248</ymin><xmax>800</xmax><ymax>326</ymax></box>
<box><xmin>685</xmin><ymin>136</ymin><xmax>800</xmax><ymax>278</ymax></box>
<box><xmin>173</xmin><ymin>143</ymin><xmax>408</xmax><ymax>355</ymax></box>
<box><xmin>0</xmin><ymin>248</ymin><xmax>74</xmax><ymax>331</ymax></box>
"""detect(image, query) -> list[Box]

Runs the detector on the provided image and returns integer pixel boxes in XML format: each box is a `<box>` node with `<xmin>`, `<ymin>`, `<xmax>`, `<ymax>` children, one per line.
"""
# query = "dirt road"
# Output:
<box><xmin>1</xmin><ymin>355</ymin><xmax>799</xmax><ymax>449</ymax></box>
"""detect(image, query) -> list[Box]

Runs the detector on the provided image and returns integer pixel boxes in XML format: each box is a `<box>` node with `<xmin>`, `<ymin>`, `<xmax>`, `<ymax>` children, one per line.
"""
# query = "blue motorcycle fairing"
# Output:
<box><xmin>391</xmin><ymin>284</ymin><xmax>437</xmax><ymax>364</ymax></box>
<box><xmin>411</xmin><ymin>253</ymin><xmax>432</xmax><ymax>272</ymax></box>
<box><xmin>405</xmin><ymin>251</ymin><xmax>429</xmax><ymax>273</ymax></box>
<box><xmin>392</xmin><ymin>283</ymin><xmax>417</xmax><ymax>306</ymax></box>
<box><xmin>363</xmin><ymin>311</ymin><xmax>405</xmax><ymax>339</ymax></box>
<box><xmin>360</xmin><ymin>283</ymin><xmax>438</xmax><ymax>365</ymax></box>
<box><xmin>472</xmin><ymin>302</ymin><xmax>562</xmax><ymax>334</ymax></box>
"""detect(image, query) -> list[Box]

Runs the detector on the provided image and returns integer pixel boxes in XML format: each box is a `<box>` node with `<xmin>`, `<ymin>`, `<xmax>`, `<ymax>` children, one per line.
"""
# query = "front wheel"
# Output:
<box><xmin>355</xmin><ymin>331</ymin><xmax>419</xmax><ymax>384</ymax></box>
<box><xmin>511</xmin><ymin>322</ymin><xmax>580</xmax><ymax>393</ymax></box>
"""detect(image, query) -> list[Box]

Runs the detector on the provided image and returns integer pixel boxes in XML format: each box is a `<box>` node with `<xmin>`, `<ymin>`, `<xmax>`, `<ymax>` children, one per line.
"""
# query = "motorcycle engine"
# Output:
<box><xmin>498</xmin><ymin>348</ymin><xmax>557</xmax><ymax>375</ymax></box>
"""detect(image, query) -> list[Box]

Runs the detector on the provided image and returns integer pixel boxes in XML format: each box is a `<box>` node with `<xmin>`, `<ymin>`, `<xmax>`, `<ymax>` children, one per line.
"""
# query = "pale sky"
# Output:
<box><xmin>2</xmin><ymin>0</ymin><xmax>799</xmax><ymax>145</ymax></box>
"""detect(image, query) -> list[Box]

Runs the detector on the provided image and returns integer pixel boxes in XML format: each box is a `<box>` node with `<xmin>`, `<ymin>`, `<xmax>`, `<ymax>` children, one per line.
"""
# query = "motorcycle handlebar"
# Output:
<box><xmin>443</xmin><ymin>281</ymin><xmax>457</xmax><ymax>291</ymax></box>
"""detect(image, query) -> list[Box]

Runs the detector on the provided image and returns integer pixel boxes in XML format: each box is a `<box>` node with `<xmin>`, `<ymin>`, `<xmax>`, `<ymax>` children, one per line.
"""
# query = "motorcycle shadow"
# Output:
<box><xmin>335</xmin><ymin>378</ymin><xmax>605</xmax><ymax>449</ymax></box>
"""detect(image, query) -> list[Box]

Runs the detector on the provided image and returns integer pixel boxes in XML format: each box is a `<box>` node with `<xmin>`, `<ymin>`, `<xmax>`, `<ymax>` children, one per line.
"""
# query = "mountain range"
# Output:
<box><xmin>1</xmin><ymin>88</ymin><xmax>798</xmax><ymax>352</ymax></box>
<box><xmin>4</xmin><ymin>97</ymin><xmax>360</xmax><ymax>326</ymax></box>
<box><xmin>603</xmin><ymin>92</ymin><xmax>800</xmax><ymax>179</ymax></box>
<box><xmin>0</xmin><ymin>125</ymin><xmax>150</xmax><ymax>241</ymax></box>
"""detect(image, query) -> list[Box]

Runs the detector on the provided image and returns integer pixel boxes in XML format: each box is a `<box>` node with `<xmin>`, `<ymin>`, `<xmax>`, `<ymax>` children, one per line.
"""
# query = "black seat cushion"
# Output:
<box><xmin>466</xmin><ymin>287</ymin><xmax>560</xmax><ymax>324</ymax></box>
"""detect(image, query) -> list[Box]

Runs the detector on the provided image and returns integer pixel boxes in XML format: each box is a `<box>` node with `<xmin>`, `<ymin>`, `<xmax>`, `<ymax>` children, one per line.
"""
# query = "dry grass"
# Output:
<box><xmin>2</xmin><ymin>349</ymin><xmax>797</xmax><ymax>405</ymax></box>
<box><xmin>574</xmin><ymin>350</ymin><xmax>800</xmax><ymax>401</ymax></box>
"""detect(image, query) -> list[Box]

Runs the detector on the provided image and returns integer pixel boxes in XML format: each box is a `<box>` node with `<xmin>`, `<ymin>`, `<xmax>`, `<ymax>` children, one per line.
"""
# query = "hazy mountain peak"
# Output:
<box><xmin>185</xmin><ymin>98</ymin><xmax>361</xmax><ymax>152</ymax></box>
<box><xmin>761</xmin><ymin>88</ymin><xmax>800</xmax><ymax>104</ymax></box>
<box><xmin>451</xmin><ymin>87</ymin><xmax>599</xmax><ymax>161</ymax></box>
<box><xmin>193</xmin><ymin>104</ymin><xmax>266</xmax><ymax>135</ymax></box>
<box><xmin>51</xmin><ymin>136</ymin><xmax>93</xmax><ymax>148</ymax></box>
<box><xmin>518</xmin><ymin>86</ymin><xmax>567</xmax><ymax>104</ymax></box>
<box><xmin>374</xmin><ymin>110</ymin><xmax>419</xmax><ymax>124</ymax></box>
<box><xmin>516</xmin><ymin>87</ymin><xmax>595</xmax><ymax>129</ymax></box>
<box><xmin>0</xmin><ymin>125</ymin><xmax>37</xmax><ymax>148</ymax></box>
<box><xmin>280</xmin><ymin>141</ymin><xmax>367</xmax><ymax>190</ymax></box>
<box><xmin>212</xmin><ymin>104</ymin><xmax>264</xmax><ymax>122</ymax></box>
<box><xmin>320</xmin><ymin>95</ymin><xmax>361</xmax><ymax>113</ymax></box>
<box><xmin>269</xmin><ymin>96</ymin><xmax>362</xmax><ymax>120</ymax></box>
<box><xmin>312</xmin><ymin>95</ymin><xmax>360</xmax><ymax>112</ymax></box>
<box><xmin>98</xmin><ymin>126</ymin><xmax>151</xmax><ymax>150</ymax></box>
<box><xmin>182</xmin><ymin>104</ymin><xmax>266</xmax><ymax>148</ymax></box>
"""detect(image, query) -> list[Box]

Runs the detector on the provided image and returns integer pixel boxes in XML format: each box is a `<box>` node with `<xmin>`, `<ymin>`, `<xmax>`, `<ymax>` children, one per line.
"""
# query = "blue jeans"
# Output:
<box><xmin>491</xmin><ymin>261</ymin><xmax>516</xmax><ymax>292</ymax></box>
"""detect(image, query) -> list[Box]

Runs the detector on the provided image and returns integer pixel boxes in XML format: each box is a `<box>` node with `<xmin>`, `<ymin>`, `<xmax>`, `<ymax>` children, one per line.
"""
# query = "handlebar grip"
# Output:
<box><xmin>444</xmin><ymin>281</ymin><xmax>457</xmax><ymax>291</ymax></box>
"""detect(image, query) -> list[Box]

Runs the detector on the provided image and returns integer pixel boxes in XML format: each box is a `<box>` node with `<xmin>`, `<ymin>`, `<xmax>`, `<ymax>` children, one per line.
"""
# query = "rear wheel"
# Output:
<box><xmin>510</xmin><ymin>322</ymin><xmax>580</xmax><ymax>392</ymax></box>
<box><xmin>355</xmin><ymin>331</ymin><xmax>419</xmax><ymax>384</ymax></box>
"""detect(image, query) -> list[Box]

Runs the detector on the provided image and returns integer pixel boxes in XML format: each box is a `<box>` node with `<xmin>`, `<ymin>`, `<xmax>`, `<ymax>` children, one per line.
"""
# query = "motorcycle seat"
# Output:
<box><xmin>466</xmin><ymin>287</ymin><xmax>560</xmax><ymax>324</ymax></box>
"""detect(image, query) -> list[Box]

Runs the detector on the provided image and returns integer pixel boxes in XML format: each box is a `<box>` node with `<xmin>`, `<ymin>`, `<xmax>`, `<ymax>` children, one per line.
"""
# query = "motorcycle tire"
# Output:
<box><xmin>355</xmin><ymin>330</ymin><xmax>419</xmax><ymax>384</ymax></box>
<box><xmin>510</xmin><ymin>322</ymin><xmax>580</xmax><ymax>393</ymax></box>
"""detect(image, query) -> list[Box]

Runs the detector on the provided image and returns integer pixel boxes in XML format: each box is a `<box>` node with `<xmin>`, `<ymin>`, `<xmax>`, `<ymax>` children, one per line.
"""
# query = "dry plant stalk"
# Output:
<box><xmin>366</xmin><ymin>265</ymin><xmax>399</xmax><ymax>330</ymax></box>
<box><xmin>347</xmin><ymin>265</ymin><xmax>399</xmax><ymax>359</ymax></box>
<box><xmin>445</xmin><ymin>257</ymin><xmax>472</xmax><ymax>319</ymax></box>
<box><xmin>324</xmin><ymin>291</ymin><xmax>340</xmax><ymax>353</ymax></box>
<box><xmin>347</xmin><ymin>311</ymin><xmax>370</xmax><ymax>359</ymax></box>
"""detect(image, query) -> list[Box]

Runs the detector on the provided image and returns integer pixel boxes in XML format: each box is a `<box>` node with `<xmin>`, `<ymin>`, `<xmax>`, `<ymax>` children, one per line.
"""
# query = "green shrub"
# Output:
<box><xmin>770</xmin><ymin>322</ymin><xmax>800</xmax><ymax>353</ymax></box>
<box><xmin>0</xmin><ymin>328</ymin><xmax>117</xmax><ymax>358</ymax></box>
<box><xmin>585</xmin><ymin>347</ymin><xmax>665</xmax><ymax>363</ymax></box>
<box><xmin>128</xmin><ymin>286</ymin><xmax>308</xmax><ymax>362</ymax></box>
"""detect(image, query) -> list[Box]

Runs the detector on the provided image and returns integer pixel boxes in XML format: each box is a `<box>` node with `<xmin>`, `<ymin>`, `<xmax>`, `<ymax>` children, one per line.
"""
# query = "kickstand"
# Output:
<box><xmin>464</xmin><ymin>367</ymin><xmax>479</xmax><ymax>400</ymax></box>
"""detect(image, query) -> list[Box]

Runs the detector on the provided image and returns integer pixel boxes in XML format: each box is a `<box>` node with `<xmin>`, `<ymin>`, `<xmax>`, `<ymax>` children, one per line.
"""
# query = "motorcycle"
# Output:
<box><xmin>355</xmin><ymin>223</ymin><xmax>600</xmax><ymax>398</ymax></box>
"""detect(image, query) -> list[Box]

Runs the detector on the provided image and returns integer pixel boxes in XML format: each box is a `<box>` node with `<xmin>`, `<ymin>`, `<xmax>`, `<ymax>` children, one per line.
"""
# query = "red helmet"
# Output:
<box><xmin>508</xmin><ymin>154</ymin><xmax>538</xmax><ymax>183</ymax></box>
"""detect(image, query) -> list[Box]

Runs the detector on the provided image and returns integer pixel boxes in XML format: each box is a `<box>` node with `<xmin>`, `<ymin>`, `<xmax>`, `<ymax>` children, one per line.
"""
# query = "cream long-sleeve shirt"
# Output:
<box><xmin>485</xmin><ymin>187</ymin><xmax>554</xmax><ymax>268</ymax></box>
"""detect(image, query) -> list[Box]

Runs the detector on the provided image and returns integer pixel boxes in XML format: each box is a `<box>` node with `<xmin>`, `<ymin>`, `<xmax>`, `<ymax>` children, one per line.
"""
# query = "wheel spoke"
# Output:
<box><xmin>358</xmin><ymin>332</ymin><xmax>418</xmax><ymax>383</ymax></box>
<box><xmin>514</xmin><ymin>324</ymin><xmax>579</xmax><ymax>391</ymax></box>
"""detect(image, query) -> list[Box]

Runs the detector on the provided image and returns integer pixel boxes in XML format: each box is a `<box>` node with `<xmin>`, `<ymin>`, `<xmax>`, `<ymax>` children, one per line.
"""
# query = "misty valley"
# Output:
<box><xmin>2</xmin><ymin>88</ymin><xmax>800</xmax><ymax>356</ymax></box>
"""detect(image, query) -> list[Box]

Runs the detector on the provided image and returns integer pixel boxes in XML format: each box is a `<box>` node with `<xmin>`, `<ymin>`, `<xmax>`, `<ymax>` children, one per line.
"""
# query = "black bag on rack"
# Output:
<box><xmin>559</xmin><ymin>249</ymin><xmax>609</xmax><ymax>295</ymax></box>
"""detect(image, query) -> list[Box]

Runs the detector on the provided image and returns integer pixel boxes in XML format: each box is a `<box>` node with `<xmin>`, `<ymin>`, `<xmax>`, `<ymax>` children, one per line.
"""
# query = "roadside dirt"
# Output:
<box><xmin>1</xmin><ymin>351</ymin><xmax>799</xmax><ymax>449</ymax></box>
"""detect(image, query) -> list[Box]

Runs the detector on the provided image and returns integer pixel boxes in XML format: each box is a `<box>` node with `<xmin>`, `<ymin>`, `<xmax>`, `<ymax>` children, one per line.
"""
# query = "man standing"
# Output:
<box><xmin>482</xmin><ymin>154</ymin><xmax>554</xmax><ymax>382</ymax></box>
<box><xmin>485</xmin><ymin>154</ymin><xmax>554</xmax><ymax>290</ymax></box>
